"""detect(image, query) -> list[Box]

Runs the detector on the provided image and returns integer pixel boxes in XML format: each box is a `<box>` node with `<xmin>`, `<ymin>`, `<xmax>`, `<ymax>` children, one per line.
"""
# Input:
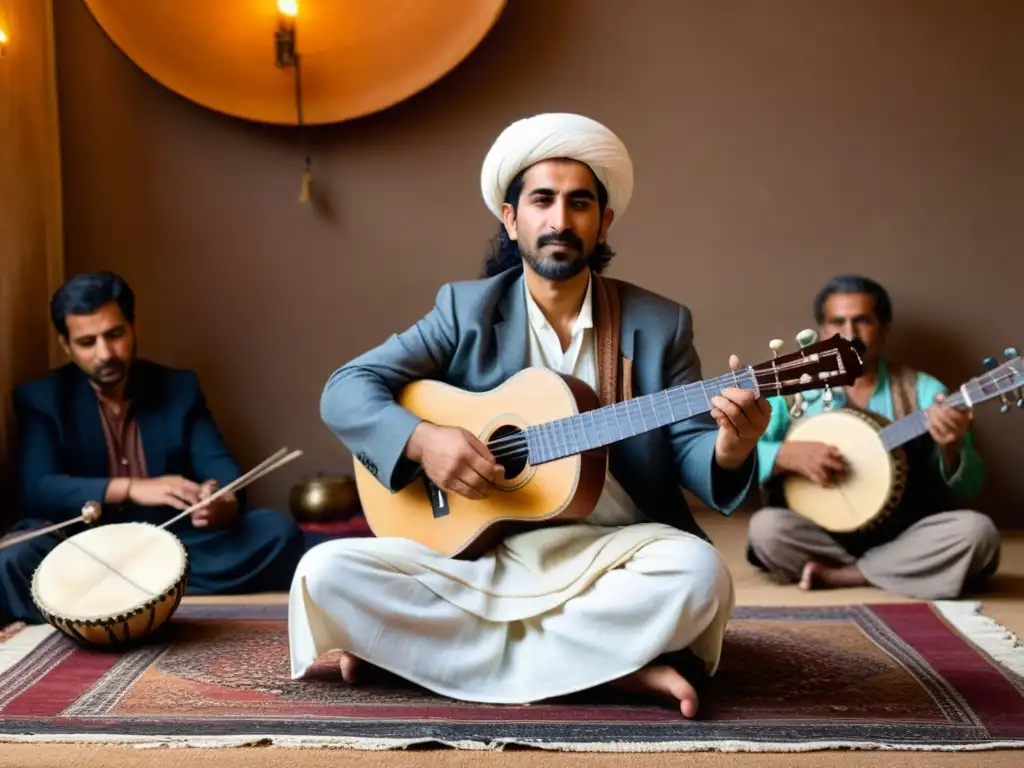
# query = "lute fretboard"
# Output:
<box><xmin>879</xmin><ymin>367</ymin><xmax>1013</xmax><ymax>450</ymax></box>
<box><xmin>524</xmin><ymin>368</ymin><xmax>759</xmax><ymax>465</ymax></box>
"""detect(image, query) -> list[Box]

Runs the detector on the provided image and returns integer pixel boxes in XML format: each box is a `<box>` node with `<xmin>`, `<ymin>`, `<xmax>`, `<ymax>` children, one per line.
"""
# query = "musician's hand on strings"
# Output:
<box><xmin>127</xmin><ymin>475</ymin><xmax>202</xmax><ymax>510</ymax></box>
<box><xmin>712</xmin><ymin>354</ymin><xmax>773</xmax><ymax>470</ymax></box>
<box><xmin>405</xmin><ymin>421</ymin><xmax>503</xmax><ymax>500</ymax></box>
<box><xmin>776</xmin><ymin>441</ymin><xmax>847</xmax><ymax>486</ymax></box>
<box><xmin>926</xmin><ymin>394</ymin><xmax>971</xmax><ymax>475</ymax></box>
<box><xmin>191</xmin><ymin>479</ymin><xmax>239</xmax><ymax>529</ymax></box>
<box><xmin>925</xmin><ymin>394</ymin><xmax>972</xmax><ymax>447</ymax></box>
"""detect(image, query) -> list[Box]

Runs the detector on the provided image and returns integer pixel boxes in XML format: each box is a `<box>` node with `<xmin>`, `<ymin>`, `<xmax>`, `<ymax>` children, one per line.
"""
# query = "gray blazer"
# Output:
<box><xmin>320</xmin><ymin>268</ymin><xmax>756</xmax><ymax>541</ymax></box>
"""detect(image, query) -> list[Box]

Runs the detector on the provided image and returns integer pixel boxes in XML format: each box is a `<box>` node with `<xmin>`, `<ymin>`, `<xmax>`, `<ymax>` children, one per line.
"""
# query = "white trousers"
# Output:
<box><xmin>287</xmin><ymin>522</ymin><xmax>735</xmax><ymax>704</ymax></box>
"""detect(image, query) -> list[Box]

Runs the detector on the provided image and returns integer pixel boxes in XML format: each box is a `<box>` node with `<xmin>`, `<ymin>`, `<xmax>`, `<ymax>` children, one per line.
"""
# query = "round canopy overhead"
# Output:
<box><xmin>82</xmin><ymin>0</ymin><xmax>507</xmax><ymax>125</ymax></box>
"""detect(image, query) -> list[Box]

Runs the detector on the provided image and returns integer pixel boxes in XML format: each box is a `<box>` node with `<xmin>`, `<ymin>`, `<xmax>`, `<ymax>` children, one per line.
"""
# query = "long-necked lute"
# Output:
<box><xmin>782</xmin><ymin>349</ymin><xmax>1022</xmax><ymax>533</ymax></box>
<box><xmin>353</xmin><ymin>334</ymin><xmax>864</xmax><ymax>558</ymax></box>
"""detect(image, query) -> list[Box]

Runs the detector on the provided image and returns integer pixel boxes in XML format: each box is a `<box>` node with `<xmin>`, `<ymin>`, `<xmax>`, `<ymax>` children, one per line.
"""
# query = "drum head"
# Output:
<box><xmin>32</xmin><ymin>522</ymin><xmax>187</xmax><ymax>622</ymax></box>
<box><xmin>783</xmin><ymin>409</ymin><xmax>894</xmax><ymax>533</ymax></box>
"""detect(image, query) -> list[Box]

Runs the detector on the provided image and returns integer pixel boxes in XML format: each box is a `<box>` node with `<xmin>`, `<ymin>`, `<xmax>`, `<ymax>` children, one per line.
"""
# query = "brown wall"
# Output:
<box><xmin>50</xmin><ymin>0</ymin><xmax>1024</xmax><ymax>525</ymax></box>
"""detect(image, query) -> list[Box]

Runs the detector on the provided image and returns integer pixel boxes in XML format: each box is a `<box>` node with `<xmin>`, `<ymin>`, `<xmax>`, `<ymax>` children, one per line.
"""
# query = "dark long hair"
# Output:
<box><xmin>480</xmin><ymin>167</ymin><xmax>616</xmax><ymax>278</ymax></box>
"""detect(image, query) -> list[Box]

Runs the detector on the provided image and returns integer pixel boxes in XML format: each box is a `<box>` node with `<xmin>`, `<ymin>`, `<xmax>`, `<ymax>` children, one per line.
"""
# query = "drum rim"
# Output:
<box><xmin>30</xmin><ymin>521</ymin><xmax>190</xmax><ymax>625</ymax></box>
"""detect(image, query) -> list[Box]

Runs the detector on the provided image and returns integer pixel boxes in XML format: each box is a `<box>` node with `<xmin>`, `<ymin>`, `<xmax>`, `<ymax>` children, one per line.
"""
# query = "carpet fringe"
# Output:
<box><xmin>0</xmin><ymin>734</ymin><xmax>1023</xmax><ymax>752</ymax></box>
<box><xmin>933</xmin><ymin>600</ymin><xmax>1024</xmax><ymax>679</ymax></box>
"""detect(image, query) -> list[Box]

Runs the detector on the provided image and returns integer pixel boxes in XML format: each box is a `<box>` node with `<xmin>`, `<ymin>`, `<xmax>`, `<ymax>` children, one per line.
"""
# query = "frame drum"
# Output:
<box><xmin>31</xmin><ymin>522</ymin><xmax>189</xmax><ymax>649</ymax></box>
<box><xmin>782</xmin><ymin>407</ymin><xmax>904</xmax><ymax>533</ymax></box>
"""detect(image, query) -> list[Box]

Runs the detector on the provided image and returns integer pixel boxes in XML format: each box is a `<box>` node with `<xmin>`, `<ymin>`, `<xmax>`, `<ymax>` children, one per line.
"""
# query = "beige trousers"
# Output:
<box><xmin>747</xmin><ymin>507</ymin><xmax>1001</xmax><ymax>599</ymax></box>
<box><xmin>287</xmin><ymin>522</ymin><xmax>734</xmax><ymax>704</ymax></box>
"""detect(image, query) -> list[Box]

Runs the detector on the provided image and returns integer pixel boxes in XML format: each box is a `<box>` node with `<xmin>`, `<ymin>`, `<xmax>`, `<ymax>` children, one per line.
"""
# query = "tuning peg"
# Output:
<box><xmin>822</xmin><ymin>382</ymin><xmax>834</xmax><ymax>410</ymax></box>
<box><xmin>1004</xmin><ymin>348</ymin><xmax>1024</xmax><ymax>407</ymax></box>
<box><xmin>982</xmin><ymin>357</ymin><xmax>1012</xmax><ymax>413</ymax></box>
<box><xmin>796</xmin><ymin>329</ymin><xmax>818</xmax><ymax>348</ymax></box>
<box><xmin>769</xmin><ymin>339</ymin><xmax>784</xmax><ymax>358</ymax></box>
<box><xmin>1005</xmin><ymin>349</ymin><xmax>1024</xmax><ymax>407</ymax></box>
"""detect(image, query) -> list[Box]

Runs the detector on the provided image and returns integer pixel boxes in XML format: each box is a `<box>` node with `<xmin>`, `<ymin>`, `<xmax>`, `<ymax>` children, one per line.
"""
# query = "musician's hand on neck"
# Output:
<box><xmin>710</xmin><ymin>354</ymin><xmax>772</xmax><ymax>470</ymax></box>
<box><xmin>925</xmin><ymin>393</ymin><xmax>971</xmax><ymax>453</ymax></box>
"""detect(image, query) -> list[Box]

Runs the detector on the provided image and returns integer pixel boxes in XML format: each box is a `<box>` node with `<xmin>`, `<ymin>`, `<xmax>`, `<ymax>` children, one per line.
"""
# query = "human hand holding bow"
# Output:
<box><xmin>191</xmin><ymin>479</ymin><xmax>239</xmax><ymax>529</ymax></box>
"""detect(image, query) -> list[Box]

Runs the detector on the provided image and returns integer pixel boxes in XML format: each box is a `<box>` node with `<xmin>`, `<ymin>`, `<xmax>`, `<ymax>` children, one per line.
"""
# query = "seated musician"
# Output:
<box><xmin>747</xmin><ymin>275</ymin><xmax>1001</xmax><ymax>599</ymax></box>
<box><xmin>0</xmin><ymin>272</ymin><xmax>305</xmax><ymax>626</ymax></box>
<box><xmin>287</xmin><ymin>113</ymin><xmax>772</xmax><ymax>718</ymax></box>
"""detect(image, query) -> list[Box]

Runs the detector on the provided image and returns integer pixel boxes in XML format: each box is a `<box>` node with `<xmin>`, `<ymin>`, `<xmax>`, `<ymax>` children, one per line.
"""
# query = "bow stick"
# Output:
<box><xmin>0</xmin><ymin>447</ymin><xmax>303</xmax><ymax>552</ymax></box>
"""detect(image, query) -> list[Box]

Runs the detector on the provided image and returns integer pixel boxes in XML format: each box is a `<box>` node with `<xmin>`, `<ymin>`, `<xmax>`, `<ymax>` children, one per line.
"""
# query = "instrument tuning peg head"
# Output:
<box><xmin>1005</xmin><ymin>347</ymin><xmax>1019</xmax><ymax>359</ymax></box>
<box><xmin>822</xmin><ymin>383</ymin><xmax>834</xmax><ymax>409</ymax></box>
<box><xmin>982</xmin><ymin>356</ymin><xmax>998</xmax><ymax>371</ymax></box>
<box><xmin>769</xmin><ymin>339</ymin><xmax>784</xmax><ymax>358</ymax></box>
<box><xmin>796</xmin><ymin>329</ymin><xmax>818</xmax><ymax>348</ymax></box>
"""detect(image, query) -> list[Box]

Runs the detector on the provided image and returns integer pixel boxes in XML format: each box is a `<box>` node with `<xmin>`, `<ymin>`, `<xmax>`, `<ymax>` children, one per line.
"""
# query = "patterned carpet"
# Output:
<box><xmin>1</xmin><ymin>601</ymin><xmax>1022</xmax><ymax>752</ymax></box>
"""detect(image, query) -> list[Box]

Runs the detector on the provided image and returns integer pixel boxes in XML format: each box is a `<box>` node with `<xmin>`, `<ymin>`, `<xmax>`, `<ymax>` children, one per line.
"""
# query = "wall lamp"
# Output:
<box><xmin>274</xmin><ymin>0</ymin><xmax>311</xmax><ymax>203</ymax></box>
<box><xmin>275</xmin><ymin>0</ymin><xmax>298</xmax><ymax>69</ymax></box>
<box><xmin>0</xmin><ymin>27</ymin><xmax>8</xmax><ymax>57</ymax></box>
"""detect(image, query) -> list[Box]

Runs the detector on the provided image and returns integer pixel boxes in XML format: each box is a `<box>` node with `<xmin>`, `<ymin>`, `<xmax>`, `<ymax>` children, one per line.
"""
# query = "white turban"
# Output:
<box><xmin>480</xmin><ymin>113</ymin><xmax>634</xmax><ymax>227</ymax></box>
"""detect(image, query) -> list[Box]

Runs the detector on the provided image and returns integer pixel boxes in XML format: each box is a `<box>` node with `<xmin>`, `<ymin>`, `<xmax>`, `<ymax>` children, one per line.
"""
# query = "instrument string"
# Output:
<box><xmin>484</xmin><ymin>362</ymin><xmax>1024</xmax><ymax>462</ymax></box>
<box><xmin>484</xmin><ymin>354</ymin><xmax>852</xmax><ymax>458</ymax></box>
<box><xmin>63</xmin><ymin>535</ymin><xmax>157</xmax><ymax>597</ymax></box>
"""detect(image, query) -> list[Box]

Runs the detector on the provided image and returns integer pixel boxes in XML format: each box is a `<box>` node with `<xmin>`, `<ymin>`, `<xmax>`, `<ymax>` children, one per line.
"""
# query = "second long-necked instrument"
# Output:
<box><xmin>782</xmin><ymin>348</ymin><xmax>1022</xmax><ymax>534</ymax></box>
<box><xmin>354</xmin><ymin>334</ymin><xmax>865</xmax><ymax>558</ymax></box>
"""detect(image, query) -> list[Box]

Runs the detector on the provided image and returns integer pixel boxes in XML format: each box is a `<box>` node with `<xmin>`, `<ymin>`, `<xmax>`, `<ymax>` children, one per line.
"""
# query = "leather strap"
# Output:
<box><xmin>889</xmin><ymin>363</ymin><xmax>919</xmax><ymax>421</ymax></box>
<box><xmin>592</xmin><ymin>273</ymin><xmax>629</xmax><ymax>406</ymax></box>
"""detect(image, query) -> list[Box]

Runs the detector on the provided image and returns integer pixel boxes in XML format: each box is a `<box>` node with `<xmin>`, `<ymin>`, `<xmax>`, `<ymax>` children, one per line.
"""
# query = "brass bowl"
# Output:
<box><xmin>289</xmin><ymin>473</ymin><xmax>359</xmax><ymax>523</ymax></box>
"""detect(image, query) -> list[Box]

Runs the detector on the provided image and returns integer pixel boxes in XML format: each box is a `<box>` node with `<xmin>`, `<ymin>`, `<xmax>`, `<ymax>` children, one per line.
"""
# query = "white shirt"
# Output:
<box><xmin>523</xmin><ymin>276</ymin><xmax>646</xmax><ymax>527</ymax></box>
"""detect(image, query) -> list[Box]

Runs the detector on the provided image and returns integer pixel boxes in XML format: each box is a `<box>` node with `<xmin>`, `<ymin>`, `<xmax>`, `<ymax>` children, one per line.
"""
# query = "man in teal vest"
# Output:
<box><xmin>747</xmin><ymin>275</ymin><xmax>1001</xmax><ymax>599</ymax></box>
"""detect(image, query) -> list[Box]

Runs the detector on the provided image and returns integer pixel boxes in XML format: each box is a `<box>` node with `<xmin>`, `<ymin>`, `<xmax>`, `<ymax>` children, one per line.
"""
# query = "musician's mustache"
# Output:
<box><xmin>537</xmin><ymin>231</ymin><xmax>583</xmax><ymax>250</ymax></box>
<box><xmin>97</xmin><ymin>361</ymin><xmax>125</xmax><ymax>375</ymax></box>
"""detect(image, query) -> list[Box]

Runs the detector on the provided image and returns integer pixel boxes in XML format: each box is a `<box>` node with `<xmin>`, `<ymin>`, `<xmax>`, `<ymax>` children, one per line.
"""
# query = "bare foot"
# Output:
<box><xmin>339</xmin><ymin>652</ymin><xmax>362</xmax><ymax>683</ymax></box>
<box><xmin>800</xmin><ymin>561</ymin><xmax>824</xmax><ymax>590</ymax></box>
<box><xmin>610</xmin><ymin>664</ymin><xmax>699</xmax><ymax>718</ymax></box>
<box><xmin>800</xmin><ymin>561</ymin><xmax>868</xmax><ymax>590</ymax></box>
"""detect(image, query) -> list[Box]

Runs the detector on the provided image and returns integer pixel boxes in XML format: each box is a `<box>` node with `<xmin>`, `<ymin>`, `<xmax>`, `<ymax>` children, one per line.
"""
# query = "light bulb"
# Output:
<box><xmin>277</xmin><ymin>0</ymin><xmax>298</xmax><ymax>17</ymax></box>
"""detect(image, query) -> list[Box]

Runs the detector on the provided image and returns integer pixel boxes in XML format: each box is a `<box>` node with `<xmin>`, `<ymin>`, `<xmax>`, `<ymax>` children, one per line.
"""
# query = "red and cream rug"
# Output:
<box><xmin>1</xmin><ymin>601</ymin><xmax>1022</xmax><ymax>752</ymax></box>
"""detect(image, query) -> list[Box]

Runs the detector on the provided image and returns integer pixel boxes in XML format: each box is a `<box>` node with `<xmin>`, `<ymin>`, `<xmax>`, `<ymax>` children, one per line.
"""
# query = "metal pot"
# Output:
<box><xmin>288</xmin><ymin>472</ymin><xmax>359</xmax><ymax>523</ymax></box>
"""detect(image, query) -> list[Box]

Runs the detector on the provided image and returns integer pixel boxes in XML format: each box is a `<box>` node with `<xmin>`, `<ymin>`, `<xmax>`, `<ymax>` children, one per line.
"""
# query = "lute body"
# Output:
<box><xmin>355</xmin><ymin>368</ymin><xmax>607</xmax><ymax>559</ymax></box>
<box><xmin>354</xmin><ymin>335</ymin><xmax>865</xmax><ymax>558</ymax></box>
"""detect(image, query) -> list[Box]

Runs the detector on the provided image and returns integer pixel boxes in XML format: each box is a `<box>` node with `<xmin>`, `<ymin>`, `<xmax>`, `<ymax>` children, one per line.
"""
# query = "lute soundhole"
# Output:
<box><xmin>487</xmin><ymin>424</ymin><xmax>529</xmax><ymax>480</ymax></box>
<box><xmin>480</xmin><ymin>416</ymin><xmax>537</xmax><ymax>492</ymax></box>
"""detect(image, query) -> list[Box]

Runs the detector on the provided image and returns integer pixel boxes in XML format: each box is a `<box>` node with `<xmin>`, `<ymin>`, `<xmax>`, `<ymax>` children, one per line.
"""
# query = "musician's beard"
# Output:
<box><xmin>88</xmin><ymin>357</ymin><xmax>130</xmax><ymax>389</ymax></box>
<box><xmin>520</xmin><ymin>232</ymin><xmax>594</xmax><ymax>282</ymax></box>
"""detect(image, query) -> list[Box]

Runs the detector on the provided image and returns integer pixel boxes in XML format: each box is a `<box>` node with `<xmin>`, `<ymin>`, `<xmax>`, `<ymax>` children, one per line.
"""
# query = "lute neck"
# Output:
<box><xmin>879</xmin><ymin>390</ymin><xmax>969</xmax><ymax>451</ymax></box>
<box><xmin>525</xmin><ymin>368</ymin><xmax>759</xmax><ymax>465</ymax></box>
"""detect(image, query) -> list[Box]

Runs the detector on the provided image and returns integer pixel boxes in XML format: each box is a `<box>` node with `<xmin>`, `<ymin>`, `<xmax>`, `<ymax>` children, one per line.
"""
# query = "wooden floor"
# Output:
<box><xmin>6</xmin><ymin>509</ymin><xmax>1023</xmax><ymax>768</ymax></box>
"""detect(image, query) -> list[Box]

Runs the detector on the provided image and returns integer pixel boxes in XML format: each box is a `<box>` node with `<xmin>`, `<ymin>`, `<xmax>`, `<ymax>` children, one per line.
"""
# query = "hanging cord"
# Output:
<box><xmin>294</xmin><ymin>52</ymin><xmax>312</xmax><ymax>203</ymax></box>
